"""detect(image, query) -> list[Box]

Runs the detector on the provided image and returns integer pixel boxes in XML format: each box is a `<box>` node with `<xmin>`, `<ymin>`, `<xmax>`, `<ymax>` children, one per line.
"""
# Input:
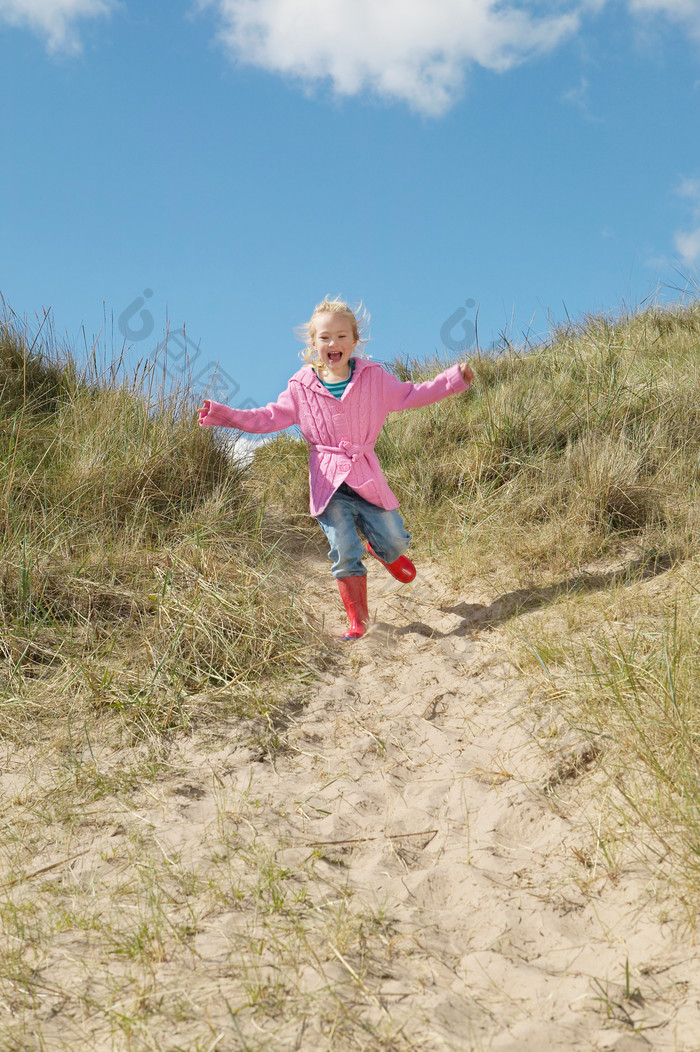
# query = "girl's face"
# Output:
<box><xmin>312</xmin><ymin>312</ymin><xmax>357</xmax><ymax>379</ymax></box>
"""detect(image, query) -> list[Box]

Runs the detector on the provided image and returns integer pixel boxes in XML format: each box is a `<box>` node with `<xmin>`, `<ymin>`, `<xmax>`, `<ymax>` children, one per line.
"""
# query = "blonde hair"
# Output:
<box><xmin>297</xmin><ymin>297</ymin><xmax>370</xmax><ymax>369</ymax></box>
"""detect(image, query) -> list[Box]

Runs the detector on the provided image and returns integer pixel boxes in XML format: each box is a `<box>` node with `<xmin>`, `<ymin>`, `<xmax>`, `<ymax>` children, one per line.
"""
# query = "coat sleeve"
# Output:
<box><xmin>199</xmin><ymin>385</ymin><xmax>298</xmax><ymax>434</ymax></box>
<box><xmin>383</xmin><ymin>363</ymin><xmax>470</xmax><ymax>412</ymax></box>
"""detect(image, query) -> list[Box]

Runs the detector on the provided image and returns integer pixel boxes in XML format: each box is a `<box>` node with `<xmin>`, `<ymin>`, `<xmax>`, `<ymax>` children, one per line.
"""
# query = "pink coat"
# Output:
<box><xmin>200</xmin><ymin>358</ymin><xmax>470</xmax><ymax>516</ymax></box>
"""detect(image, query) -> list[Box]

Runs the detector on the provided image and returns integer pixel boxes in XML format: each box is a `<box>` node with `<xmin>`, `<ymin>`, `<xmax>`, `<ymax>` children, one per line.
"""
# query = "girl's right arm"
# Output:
<box><xmin>197</xmin><ymin>387</ymin><xmax>297</xmax><ymax>434</ymax></box>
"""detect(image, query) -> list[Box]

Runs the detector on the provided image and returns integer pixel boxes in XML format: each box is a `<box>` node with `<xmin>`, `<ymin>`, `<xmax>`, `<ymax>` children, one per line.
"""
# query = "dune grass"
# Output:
<box><xmin>0</xmin><ymin>313</ymin><xmax>317</xmax><ymax>753</ymax></box>
<box><xmin>379</xmin><ymin>303</ymin><xmax>698</xmax><ymax>565</ymax></box>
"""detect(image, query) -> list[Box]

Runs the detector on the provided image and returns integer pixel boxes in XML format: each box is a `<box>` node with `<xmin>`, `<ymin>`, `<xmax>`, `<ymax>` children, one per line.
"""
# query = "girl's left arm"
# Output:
<box><xmin>387</xmin><ymin>362</ymin><xmax>474</xmax><ymax>412</ymax></box>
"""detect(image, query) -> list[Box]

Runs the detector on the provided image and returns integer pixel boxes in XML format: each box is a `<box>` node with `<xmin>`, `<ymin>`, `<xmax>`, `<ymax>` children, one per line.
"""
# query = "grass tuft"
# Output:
<box><xmin>0</xmin><ymin>310</ymin><xmax>316</xmax><ymax>746</ymax></box>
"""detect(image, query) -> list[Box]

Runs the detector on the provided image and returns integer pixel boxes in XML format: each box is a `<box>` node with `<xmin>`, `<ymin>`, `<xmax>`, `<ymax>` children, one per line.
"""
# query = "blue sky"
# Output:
<box><xmin>1</xmin><ymin>0</ymin><xmax>699</xmax><ymax>412</ymax></box>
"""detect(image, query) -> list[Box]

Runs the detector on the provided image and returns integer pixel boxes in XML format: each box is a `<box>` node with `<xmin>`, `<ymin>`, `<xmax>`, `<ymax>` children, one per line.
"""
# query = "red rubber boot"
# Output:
<box><xmin>365</xmin><ymin>542</ymin><xmax>416</xmax><ymax>583</ymax></box>
<box><xmin>337</xmin><ymin>575</ymin><xmax>370</xmax><ymax>640</ymax></box>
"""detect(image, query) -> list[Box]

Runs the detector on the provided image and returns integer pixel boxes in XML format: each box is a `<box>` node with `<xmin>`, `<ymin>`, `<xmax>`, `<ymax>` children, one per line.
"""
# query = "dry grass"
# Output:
<box><xmin>379</xmin><ymin>303</ymin><xmax>699</xmax><ymax>569</ymax></box>
<box><xmin>0</xmin><ymin>313</ymin><xmax>319</xmax><ymax>750</ymax></box>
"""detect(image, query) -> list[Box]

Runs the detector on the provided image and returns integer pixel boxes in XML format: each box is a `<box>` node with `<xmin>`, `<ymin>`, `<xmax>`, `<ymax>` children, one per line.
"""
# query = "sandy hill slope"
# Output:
<box><xmin>2</xmin><ymin>553</ymin><xmax>700</xmax><ymax>1051</ymax></box>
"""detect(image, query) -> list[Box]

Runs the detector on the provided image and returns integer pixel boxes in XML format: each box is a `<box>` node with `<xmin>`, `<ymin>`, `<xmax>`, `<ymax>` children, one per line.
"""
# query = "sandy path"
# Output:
<box><xmin>3</xmin><ymin>554</ymin><xmax>700</xmax><ymax>1050</ymax></box>
<box><xmin>212</xmin><ymin>557</ymin><xmax>700</xmax><ymax>1050</ymax></box>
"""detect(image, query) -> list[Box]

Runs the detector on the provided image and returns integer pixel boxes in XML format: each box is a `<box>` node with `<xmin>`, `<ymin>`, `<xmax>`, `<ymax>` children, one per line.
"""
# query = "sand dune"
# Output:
<box><xmin>3</xmin><ymin>555</ymin><xmax>700</xmax><ymax>1050</ymax></box>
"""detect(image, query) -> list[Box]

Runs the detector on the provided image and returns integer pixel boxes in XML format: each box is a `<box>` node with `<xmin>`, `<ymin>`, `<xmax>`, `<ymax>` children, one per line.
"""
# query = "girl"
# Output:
<box><xmin>197</xmin><ymin>298</ymin><xmax>474</xmax><ymax>640</ymax></box>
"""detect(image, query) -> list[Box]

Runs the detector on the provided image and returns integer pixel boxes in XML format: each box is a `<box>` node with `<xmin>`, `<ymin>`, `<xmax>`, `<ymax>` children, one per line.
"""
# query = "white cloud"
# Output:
<box><xmin>561</xmin><ymin>74</ymin><xmax>604</xmax><ymax>121</ymax></box>
<box><xmin>202</xmin><ymin>0</ymin><xmax>700</xmax><ymax>114</ymax></box>
<box><xmin>676</xmin><ymin>226</ymin><xmax>700</xmax><ymax>263</ymax></box>
<box><xmin>674</xmin><ymin>177</ymin><xmax>700</xmax><ymax>265</ymax></box>
<box><xmin>626</xmin><ymin>0</ymin><xmax>700</xmax><ymax>39</ymax></box>
<box><xmin>0</xmin><ymin>0</ymin><xmax>114</xmax><ymax>52</ymax></box>
<box><xmin>678</xmin><ymin>176</ymin><xmax>700</xmax><ymax>199</ymax></box>
<box><xmin>201</xmin><ymin>0</ymin><xmax>581</xmax><ymax>115</ymax></box>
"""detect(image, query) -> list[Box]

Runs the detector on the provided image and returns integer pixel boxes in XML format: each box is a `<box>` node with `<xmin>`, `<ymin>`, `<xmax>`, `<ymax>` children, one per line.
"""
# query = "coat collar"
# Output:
<box><xmin>292</xmin><ymin>357</ymin><xmax>378</xmax><ymax>391</ymax></box>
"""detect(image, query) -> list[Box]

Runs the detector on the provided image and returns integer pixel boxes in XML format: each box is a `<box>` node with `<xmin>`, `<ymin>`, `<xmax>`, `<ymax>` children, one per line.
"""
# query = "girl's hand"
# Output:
<box><xmin>197</xmin><ymin>399</ymin><xmax>212</xmax><ymax>426</ymax></box>
<box><xmin>459</xmin><ymin>362</ymin><xmax>475</xmax><ymax>386</ymax></box>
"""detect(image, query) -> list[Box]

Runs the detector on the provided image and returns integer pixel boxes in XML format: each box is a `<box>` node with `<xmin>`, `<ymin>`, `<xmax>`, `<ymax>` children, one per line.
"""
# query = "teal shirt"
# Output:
<box><xmin>319</xmin><ymin>358</ymin><xmax>356</xmax><ymax>398</ymax></box>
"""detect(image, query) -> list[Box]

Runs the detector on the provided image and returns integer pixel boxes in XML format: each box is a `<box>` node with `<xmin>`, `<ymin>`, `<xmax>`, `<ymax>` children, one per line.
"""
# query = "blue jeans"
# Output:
<box><xmin>316</xmin><ymin>483</ymin><xmax>411</xmax><ymax>579</ymax></box>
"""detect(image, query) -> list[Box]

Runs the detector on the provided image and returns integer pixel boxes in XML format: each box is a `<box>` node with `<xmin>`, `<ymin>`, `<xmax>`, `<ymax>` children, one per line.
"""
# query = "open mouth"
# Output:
<box><xmin>328</xmin><ymin>352</ymin><xmax>343</xmax><ymax>363</ymax></box>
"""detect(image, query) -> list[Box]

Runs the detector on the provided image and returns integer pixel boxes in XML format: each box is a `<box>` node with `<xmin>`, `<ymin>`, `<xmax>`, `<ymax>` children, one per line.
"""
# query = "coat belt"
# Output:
<box><xmin>314</xmin><ymin>441</ymin><xmax>373</xmax><ymax>463</ymax></box>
